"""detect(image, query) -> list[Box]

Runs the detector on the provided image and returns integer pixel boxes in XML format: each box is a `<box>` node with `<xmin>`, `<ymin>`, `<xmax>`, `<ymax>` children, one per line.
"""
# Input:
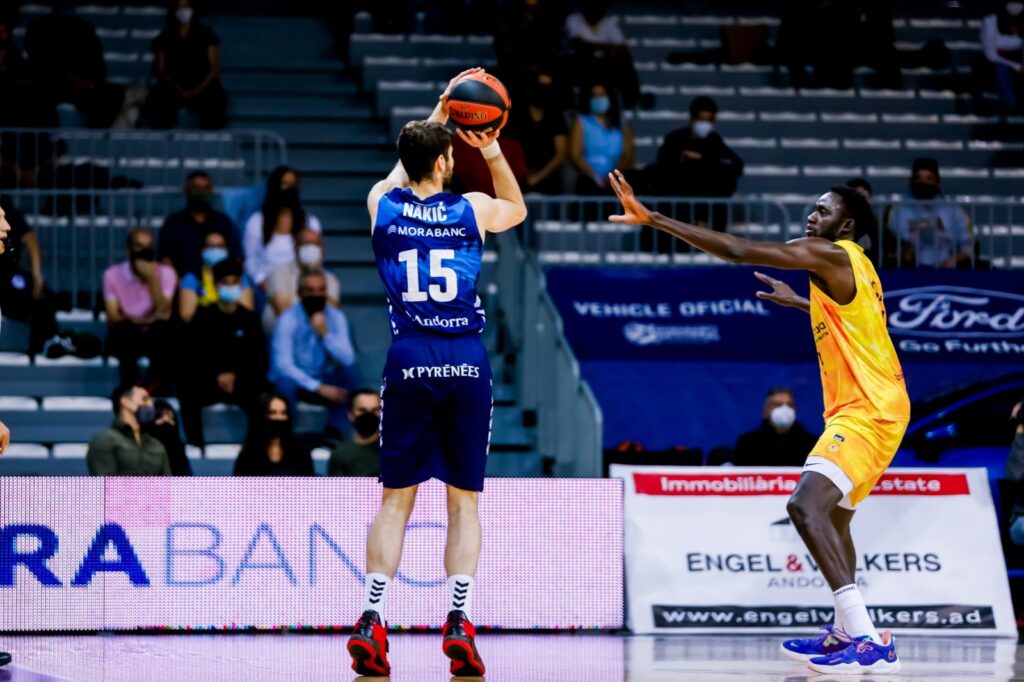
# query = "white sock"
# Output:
<box><xmin>833</xmin><ymin>584</ymin><xmax>881</xmax><ymax>644</ymax></box>
<box><xmin>364</xmin><ymin>572</ymin><xmax>390</xmax><ymax>622</ymax></box>
<box><xmin>448</xmin><ymin>574</ymin><xmax>474</xmax><ymax>615</ymax></box>
<box><xmin>833</xmin><ymin>597</ymin><xmax>848</xmax><ymax>636</ymax></box>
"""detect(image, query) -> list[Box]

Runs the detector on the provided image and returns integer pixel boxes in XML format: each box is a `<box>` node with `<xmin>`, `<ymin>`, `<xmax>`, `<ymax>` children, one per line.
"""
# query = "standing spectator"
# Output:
<box><xmin>565</xmin><ymin>0</ymin><xmax>642</xmax><ymax>109</ymax></box>
<box><xmin>569</xmin><ymin>83</ymin><xmax>633</xmax><ymax>194</ymax></box>
<box><xmin>263</xmin><ymin>226</ymin><xmax>340</xmax><ymax>333</ymax></box>
<box><xmin>884</xmin><ymin>158</ymin><xmax>974</xmax><ymax>269</ymax></box>
<box><xmin>158</xmin><ymin>170</ymin><xmax>243</xmax><ymax>278</ymax></box>
<box><xmin>24</xmin><ymin>1</ymin><xmax>125</xmax><ymax>128</ymax></box>
<box><xmin>509</xmin><ymin>72</ymin><xmax>569</xmax><ymax>194</ymax></box>
<box><xmin>653</xmin><ymin>97</ymin><xmax>744</xmax><ymax>200</ymax></box>
<box><xmin>103</xmin><ymin>227</ymin><xmax>177</xmax><ymax>387</ymax></box>
<box><xmin>981</xmin><ymin>2</ymin><xmax>1024</xmax><ymax>112</ymax></box>
<box><xmin>233</xmin><ymin>392</ymin><xmax>314</xmax><ymax>476</ymax></box>
<box><xmin>86</xmin><ymin>383</ymin><xmax>171</xmax><ymax>476</ymax></box>
<box><xmin>269</xmin><ymin>269</ymin><xmax>359</xmax><ymax>436</ymax></box>
<box><xmin>144</xmin><ymin>0</ymin><xmax>228</xmax><ymax>129</ymax></box>
<box><xmin>151</xmin><ymin>399</ymin><xmax>192</xmax><ymax>475</ymax></box>
<box><xmin>729</xmin><ymin>388</ymin><xmax>817</xmax><ymax>467</ymax></box>
<box><xmin>178</xmin><ymin>229</ymin><xmax>255</xmax><ymax>322</ymax></box>
<box><xmin>328</xmin><ymin>388</ymin><xmax>382</xmax><ymax>477</ymax></box>
<box><xmin>451</xmin><ymin>130</ymin><xmax>528</xmax><ymax>196</ymax></box>
<box><xmin>244</xmin><ymin>166</ymin><xmax>323</xmax><ymax>287</ymax></box>
<box><xmin>180</xmin><ymin>258</ymin><xmax>267</xmax><ymax>447</ymax></box>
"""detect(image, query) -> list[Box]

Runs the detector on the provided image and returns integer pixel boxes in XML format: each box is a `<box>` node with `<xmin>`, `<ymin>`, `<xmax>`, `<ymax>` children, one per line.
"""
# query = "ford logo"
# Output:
<box><xmin>887</xmin><ymin>286</ymin><xmax>1024</xmax><ymax>339</ymax></box>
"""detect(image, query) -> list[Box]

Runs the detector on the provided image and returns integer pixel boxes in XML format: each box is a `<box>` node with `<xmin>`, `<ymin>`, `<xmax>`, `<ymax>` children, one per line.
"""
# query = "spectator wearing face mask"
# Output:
<box><xmin>569</xmin><ymin>82</ymin><xmax>634</xmax><ymax>195</ymax></box>
<box><xmin>103</xmin><ymin>227</ymin><xmax>177</xmax><ymax>387</ymax></box>
<box><xmin>729</xmin><ymin>388</ymin><xmax>817</xmax><ymax>467</ymax></box>
<box><xmin>652</xmin><ymin>96</ymin><xmax>744</xmax><ymax>199</ymax></box>
<box><xmin>233</xmin><ymin>392</ymin><xmax>314</xmax><ymax>476</ymax></box>
<box><xmin>180</xmin><ymin>258</ymin><xmax>267</xmax><ymax>447</ymax></box>
<box><xmin>144</xmin><ymin>0</ymin><xmax>228</xmax><ymax>129</ymax></box>
<box><xmin>86</xmin><ymin>383</ymin><xmax>171</xmax><ymax>475</ymax></box>
<box><xmin>884</xmin><ymin>158</ymin><xmax>974</xmax><ymax>269</ymax></box>
<box><xmin>158</xmin><ymin>170</ymin><xmax>243</xmax><ymax>278</ymax></box>
<box><xmin>244</xmin><ymin>166</ymin><xmax>323</xmax><ymax>288</ymax></box>
<box><xmin>269</xmin><ymin>269</ymin><xmax>360</xmax><ymax>436</ymax></box>
<box><xmin>179</xmin><ymin>228</ymin><xmax>255</xmax><ymax>322</ymax></box>
<box><xmin>150</xmin><ymin>399</ymin><xmax>192</xmax><ymax>475</ymax></box>
<box><xmin>263</xmin><ymin>226</ymin><xmax>340</xmax><ymax>333</ymax></box>
<box><xmin>328</xmin><ymin>388</ymin><xmax>382</xmax><ymax>476</ymax></box>
<box><xmin>508</xmin><ymin>71</ymin><xmax>570</xmax><ymax>194</ymax></box>
<box><xmin>565</xmin><ymin>0</ymin><xmax>642</xmax><ymax>109</ymax></box>
<box><xmin>981</xmin><ymin>1</ymin><xmax>1024</xmax><ymax>112</ymax></box>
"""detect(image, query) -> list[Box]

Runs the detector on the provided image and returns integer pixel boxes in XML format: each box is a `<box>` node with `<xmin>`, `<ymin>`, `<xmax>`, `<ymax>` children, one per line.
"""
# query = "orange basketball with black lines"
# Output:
<box><xmin>447</xmin><ymin>73</ymin><xmax>510</xmax><ymax>134</ymax></box>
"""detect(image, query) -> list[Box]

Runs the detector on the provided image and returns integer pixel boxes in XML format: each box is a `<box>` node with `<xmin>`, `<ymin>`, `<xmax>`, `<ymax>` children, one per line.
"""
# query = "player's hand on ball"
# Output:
<box><xmin>754</xmin><ymin>272</ymin><xmax>800</xmax><ymax>308</ymax></box>
<box><xmin>456</xmin><ymin>127</ymin><xmax>499</xmax><ymax>149</ymax></box>
<box><xmin>440</xmin><ymin>67</ymin><xmax>485</xmax><ymax>111</ymax></box>
<box><xmin>0</xmin><ymin>420</ymin><xmax>10</xmax><ymax>454</ymax></box>
<box><xmin>608</xmin><ymin>170</ymin><xmax>653</xmax><ymax>225</ymax></box>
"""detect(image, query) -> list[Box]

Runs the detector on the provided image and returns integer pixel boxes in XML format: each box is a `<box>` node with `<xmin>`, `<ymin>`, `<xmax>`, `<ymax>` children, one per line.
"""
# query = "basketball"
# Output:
<box><xmin>447</xmin><ymin>72</ymin><xmax>510</xmax><ymax>134</ymax></box>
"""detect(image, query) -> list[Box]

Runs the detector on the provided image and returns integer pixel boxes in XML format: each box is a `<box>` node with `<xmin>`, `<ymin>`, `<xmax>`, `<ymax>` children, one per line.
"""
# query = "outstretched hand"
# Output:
<box><xmin>754</xmin><ymin>271</ymin><xmax>802</xmax><ymax>309</ymax></box>
<box><xmin>607</xmin><ymin>170</ymin><xmax>654</xmax><ymax>225</ymax></box>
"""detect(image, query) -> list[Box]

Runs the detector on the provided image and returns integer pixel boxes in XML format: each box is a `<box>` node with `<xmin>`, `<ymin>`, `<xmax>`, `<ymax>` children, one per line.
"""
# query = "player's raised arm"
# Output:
<box><xmin>460</xmin><ymin>129</ymin><xmax>527</xmax><ymax>234</ymax></box>
<box><xmin>367</xmin><ymin>68</ymin><xmax>486</xmax><ymax>227</ymax></box>
<box><xmin>607</xmin><ymin>170</ymin><xmax>846</xmax><ymax>276</ymax></box>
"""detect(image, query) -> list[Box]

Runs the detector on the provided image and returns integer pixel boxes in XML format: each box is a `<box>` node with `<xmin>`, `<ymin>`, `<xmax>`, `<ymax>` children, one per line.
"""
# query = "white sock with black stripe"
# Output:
<box><xmin>448</xmin><ymin>574</ymin><xmax>474</xmax><ymax>615</ymax></box>
<box><xmin>364</xmin><ymin>573</ymin><xmax>390</xmax><ymax>622</ymax></box>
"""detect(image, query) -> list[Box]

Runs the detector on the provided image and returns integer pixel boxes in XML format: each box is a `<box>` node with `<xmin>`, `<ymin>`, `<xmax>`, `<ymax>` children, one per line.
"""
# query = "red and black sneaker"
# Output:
<box><xmin>347</xmin><ymin>610</ymin><xmax>391</xmax><ymax>676</ymax></box>
<box><xmin>442</xmin><ymin>610</ymin><xmax>486</xmax><ymax>677</ymax></box>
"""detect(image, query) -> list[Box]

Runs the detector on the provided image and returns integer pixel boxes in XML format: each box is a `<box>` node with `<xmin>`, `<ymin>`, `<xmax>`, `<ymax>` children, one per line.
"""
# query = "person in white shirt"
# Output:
<box><xmin>564</xmin><ymin>0</ymin><xmax>642</xmax><ymax>109</ymax></box>
<box><xmin>243</xmin><ymin>165</ymin><xmax>322</xmax><ymax>287</ymax></box>
<box><xmin>981</xmin><ymin>2</ymin><xmax>1024</xmax><ymax>111</ymax></box>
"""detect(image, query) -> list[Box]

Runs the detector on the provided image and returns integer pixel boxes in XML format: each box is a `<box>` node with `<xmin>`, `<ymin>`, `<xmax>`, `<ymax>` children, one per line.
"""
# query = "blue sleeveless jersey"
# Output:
<box><xmin>372</xmin><ymin>188</ymin><xmax>485</xmax><ymax>337</ymax></box>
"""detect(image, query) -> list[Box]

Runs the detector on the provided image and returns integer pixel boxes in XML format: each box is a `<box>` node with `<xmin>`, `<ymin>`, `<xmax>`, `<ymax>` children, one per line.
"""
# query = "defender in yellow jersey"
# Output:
<box><xmin>608</xmin><ymin>172</ymin><xmax>906</xmax><ymax>675</ymax></box>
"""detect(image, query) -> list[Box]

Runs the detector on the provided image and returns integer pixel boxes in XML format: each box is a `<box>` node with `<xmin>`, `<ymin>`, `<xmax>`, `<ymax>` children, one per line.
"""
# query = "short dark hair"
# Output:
<box><xmin>297</xmin><ymin>267</ymin><xmax>326</xmax><ymax>293</ymax></box>
<box><xmin>765</xmin><ymin>387</ymin><xmax>794</xmax><ymax>401</ymax></box>
<box><xmin>212</xmin><ymin>257</ymin><xmax>242</xmax><ymax>282</ymax></box>
<box><xmin>350</xmin><ymin>388</ymin><xmax>380</xmax><ymax>406</ymax></box>
<box><xmin>829</xmin><ymin>185</ymin><xmax>877</xmax><ymax>241</ymax></box>
<box><xmin>185</xmin><ymin>170</ymin><xmax>211</xmax><ymax>184</ymax></box>
<box><xmin>690</xmin><ymin>95</ymin><xmax>718</xmax><ymax>117</ymax></box>
<box><xmin>397</xmin><ymin>121</ymin><xmax>452</xmax><ymax>184</ymax></box>
<box><xmin>110</xmin><ymin>382</ymin><xmax>144</xmax><ymax>414</ymax></box>
<box><xmin>846</xmin><ymin>177</ymin><xmax>872</xmax><ymax>195</ymax></box>
<box><xmin>911</xmin><ymin>157</ymin><xmax>940</xmax><ymax>178</ymax></box>
<box><xmin>125</xmin><ymin>226</ymin><xmax>153</xmax><ymax>249</ymax></box>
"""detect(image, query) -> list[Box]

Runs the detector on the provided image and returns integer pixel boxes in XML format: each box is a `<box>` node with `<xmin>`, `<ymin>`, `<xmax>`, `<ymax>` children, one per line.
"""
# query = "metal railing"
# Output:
<box><xmin>0</xmin><ymin>128</ymin><xmax>288</xmax><ymax>190</ymax></box>
<box><xmin>495</xmin><ymin>230</ymin><xmax>603</xmax><ymax>477</ymax></box>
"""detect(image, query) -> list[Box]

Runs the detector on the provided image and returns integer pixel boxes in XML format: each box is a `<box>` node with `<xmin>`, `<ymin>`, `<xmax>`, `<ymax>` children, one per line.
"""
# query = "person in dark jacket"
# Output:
<box><xmin>179</xmin><ymin>258</ymin><xmax>267</xmax><ymax>446</ymax></box>
<box><xmin>652</xmin><ymin>96</ymin><xmax>744</xmax><ymax>200</ymax></box>
<box><xmin>730</xmin><ymin>387</ymin><xmax>817</xmax><ymax>467</ymax></box>
<box><xmin>151</xmin><ymin>399</ymin><xmax>192</xmax><ymax>476</ymax></box>
<box><xmin>233</xmin><ymin>392</ymin><xmax>314</xmax><ymax>476</ymax></box>
<box><xmin>86</xmin><ymin>383</ymin><xmax>171</xmax><ymax>475</ymax></box>
<box><xmin>328</xmin><ymin>388</ymin><xmax>382</xmax><ymax>477</ymax></box>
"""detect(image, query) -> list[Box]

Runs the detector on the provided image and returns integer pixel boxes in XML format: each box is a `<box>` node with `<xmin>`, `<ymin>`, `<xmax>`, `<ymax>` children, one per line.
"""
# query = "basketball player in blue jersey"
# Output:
<box><xmin>346</xmin><ymin>69</ymin><xmax>527</xmax><ymax>678</ymax></box>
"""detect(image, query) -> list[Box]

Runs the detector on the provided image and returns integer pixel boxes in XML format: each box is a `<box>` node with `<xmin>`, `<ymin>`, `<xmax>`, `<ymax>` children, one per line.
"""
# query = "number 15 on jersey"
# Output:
<box><xmin>398</xmin><ymin>248</ymin><xmax>458</xmax><ymax>303</ymax></box>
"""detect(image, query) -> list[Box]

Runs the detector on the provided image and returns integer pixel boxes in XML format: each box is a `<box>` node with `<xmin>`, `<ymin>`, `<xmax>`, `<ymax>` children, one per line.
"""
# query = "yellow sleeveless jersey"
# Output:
<box><xmin>809</xmin><ymin>240</ymin><xmax>910</xmax><ymax>424</ymax></box>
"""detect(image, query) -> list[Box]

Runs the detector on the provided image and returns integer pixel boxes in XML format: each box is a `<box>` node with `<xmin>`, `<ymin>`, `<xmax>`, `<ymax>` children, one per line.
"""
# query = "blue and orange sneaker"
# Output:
<box><xmin>347</xmin><ymin>610</ymin><xmax>391</xmax><ymax>676</ymax></box>
<box><xmin>780</xmin><ymin>624</ymin><xmax>853</xmax><ymax>662</ymax></box>
<box><xmin>807</xmin><ymin>631</ymin><xmax>901</xmax><ymax>675</ymax></box>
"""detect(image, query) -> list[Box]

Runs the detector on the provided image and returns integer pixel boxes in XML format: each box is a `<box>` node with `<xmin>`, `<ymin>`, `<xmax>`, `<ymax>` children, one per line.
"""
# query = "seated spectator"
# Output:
<box><xmin>263</xmin><ymin>227</ymin><xmax>340</xmax><ymax>333</ymax></box>
<box><xmin>884</xmin><ymin>158</ymin><xmax>974</xmax><ymax>269</ymax></box>
<box><xmin>0</xmin><ymin>10</ymin><xmax>54</xmax><ymax>128</ymax></box>
<box><xmin>328</xmin><ymin>388</ymin><xmax>382</xmax><ymax>477</ymax></box>
<box><xmin>652</xmin><ymin>97</ymin><xmax>744</xmax><ymax>199</ymax></box>
<box><xmin>508</xmin><ymin>71</ymin><xmax>569</xmax><ymax>194</ymax></box>
<box><xmin>151</xmin><ymin>399</ymin><xmax>192</xmax><ymax>475</ymax></box>
<box><xmin>269</xmin><ymin>269</ymin><xmax>359</xmax><ymax>436</ymax></box>
<box><xmin>729</xmin><ymin>388</ymin><xmax>817</xmax><ymax>467</ymax></box>
<box><xmin>846</xmin><ymin>177</ymin><xmax>872</xmax><ymax>201</ymax></box>
<box><xmin>233</xmin><ymin>392</ymin><xmax>314</xmax><ymax>476</ymax></box>
<box><xmin>981</xmin><ymin>2</ymin><xmax>1024</xmax><ymax>112</ymax></box>
<box><xmin>24</xmin><ymin>1</ymin><xmax>124</xmax><ymax>128</ymax></box>
<box><xmin>451</xmin><ymin>129</ymin><xmax>528</xmax><ymax>196</ymax></box>
<box><xmin>179</xmin><ymin>229</ymin><xmax>255</xmax><ymax>322</ymax></box>
<box><xmin>569</xmin><ymin>83</ymin><xmax>634</xmax><ymax>195</ymax></box>
<box><xmin>103</xmin><ymin>227</ymin><xmax>177</xmax><ymax>387</ymax></box>
<box><xmin>1006</xmin><ymin>399</ymin><xmax>1024</xmax><ymax>544</ymax></box>
<box><xmin>86</xmin><ymin>383</ymin><xmax>171</xmax><ymax>475</ymax></box>
<box><xmin>565</xmin><ymin>1</ymin><xmax>642</xmax><ymax>109</ymax></box>
<box><xmin>158</xmin><ymin>170</ymin><xmax>243</xmax><ymax>278</ymax></box>
<box><xmin>144</xmin><ymin>0</ymin><xmax>227</xmax><ymax>129</ymax></box>
<box><xmin>244</xmin><ymin>166</ymin><xmax>322</xmax><ymax>287</ymax></box>
<box><xmin>180</xmin><ymin>259</ymin><xmax>267</xmax><ymax>446</ymax></box>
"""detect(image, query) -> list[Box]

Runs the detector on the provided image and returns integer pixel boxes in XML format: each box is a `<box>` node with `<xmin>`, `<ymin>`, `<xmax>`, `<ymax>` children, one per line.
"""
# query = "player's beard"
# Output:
<box><xmin>442</xmin><ymin>163</ymin><xmax>453</xmax><ymax>187</ymax></box>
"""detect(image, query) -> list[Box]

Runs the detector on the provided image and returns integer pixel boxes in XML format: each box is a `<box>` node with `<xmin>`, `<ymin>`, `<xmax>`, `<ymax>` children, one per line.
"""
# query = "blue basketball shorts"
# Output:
<box><xmin>378</xmin><ymin>333</ymin><xmax>493</xmax><ymax>491</ymax></box>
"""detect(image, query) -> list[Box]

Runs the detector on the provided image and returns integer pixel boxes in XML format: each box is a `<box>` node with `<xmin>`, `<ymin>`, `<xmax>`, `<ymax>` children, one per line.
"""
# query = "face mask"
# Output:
<box><xmin>301</xmin><ymin>295</ymin><xmax>326</xmax><ymax>317</ymax></box>
<box><xmin>692</xmin><ymin>120</ymin><xmax>714</xmax><ymax>138</ymax></box>
<box><xmin>353</xmin><ymin>412</ymin><xmax>380</xmax><ymax>439</ymax></box>
<box><xmin>769</xmin><ymin>405</ymin><xmax>796</xmax><ymax>431</ymax></box>
<box><xmin>590</xmin><ymin>97</ymin><xmax>610</xmax><ymax>115</ymax></box>
<box><xmin>1008</xmin><ymin>2</ymin><xmax>1024</xmax><ymax>15</ymax></box>
<box><xmin>297</xmin><ymin>244</ymin><xmax>322</xmax><ymax>266</ymax></box>
<box><xmin>910</xmin><ymin>182</ymin><xmax>940</xmax><ymax>200</ymax></box>
<box><xmin>217</xmin><ymin>284</ymin><xmax>242</xmax><ymax>303</ymax></box>
<box><xmin>265</xmin><ymin>419</ymin><xmax>289</xmax><ymax>440</ymax></box>
<box><xmin>130</xmin><ymin>247</ymin><xmax>156</xmax><ymax>263</ymax></box>
<box><xmin>202</xmin><ymin>247</ymin><xmax>228</xmax><ymax>266</ymax></box>
<box><xmin>186</xmin><ymin>192</ymin><xmax>212</xmax><ymax>213</ymax></box>
<box><xmin>135</xmin><ymin>404</ymin><xmax>156</xmax><ymax>426</ymax></box>
<box><xmin>176</xmin><ymin>7</ymin><xmax>194</xmax><ymax>24</ymax></box>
